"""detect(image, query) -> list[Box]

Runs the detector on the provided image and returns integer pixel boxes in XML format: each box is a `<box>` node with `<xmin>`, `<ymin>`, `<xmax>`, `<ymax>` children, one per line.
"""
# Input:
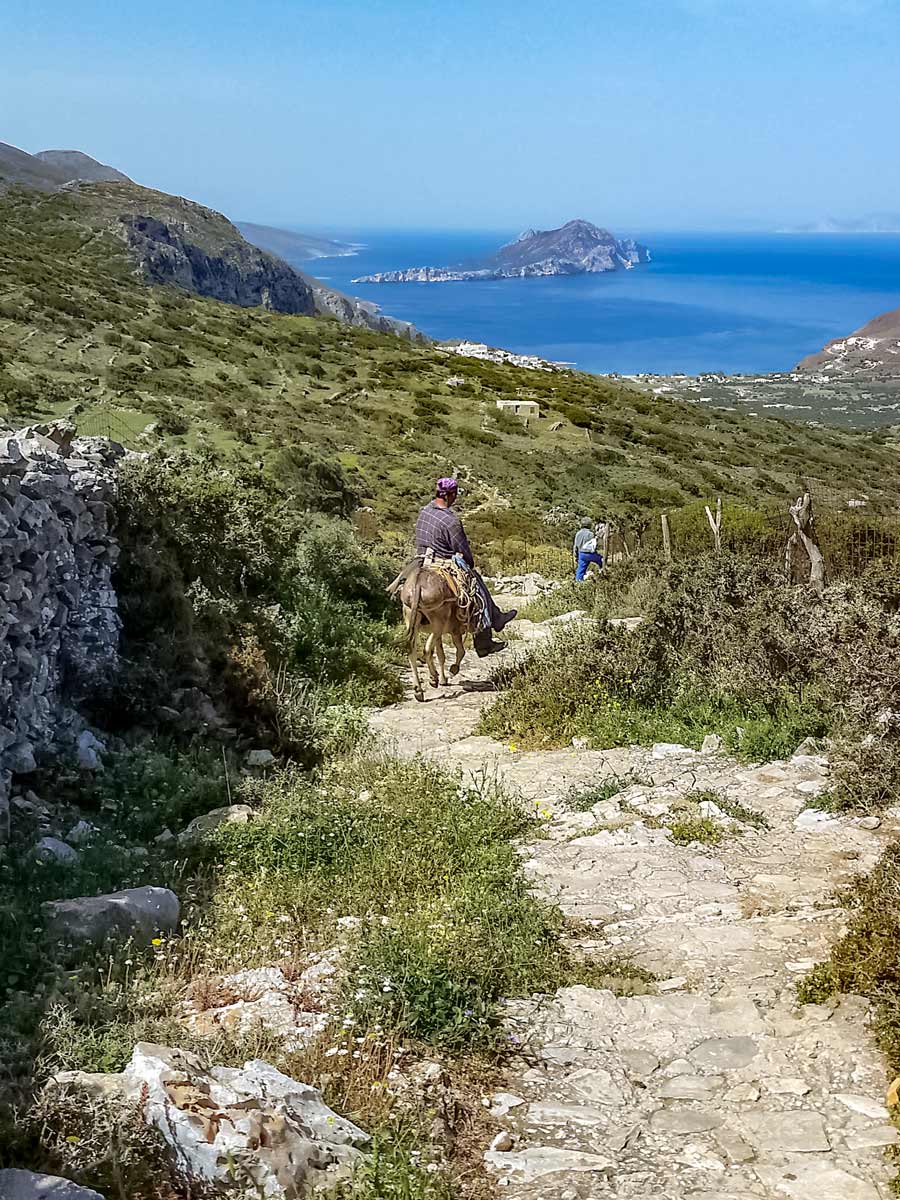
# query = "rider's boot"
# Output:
<box><xmin>474</xmin><ymin>628</ymin><xmax>507</xmax><ymax>658</ymax></box>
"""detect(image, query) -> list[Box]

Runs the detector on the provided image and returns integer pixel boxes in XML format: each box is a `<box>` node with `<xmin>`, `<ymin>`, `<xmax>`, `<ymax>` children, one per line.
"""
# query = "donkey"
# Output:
<box><xmin>400</xmin><ymin>564</ymin><xmax>467</xmax><ymax>701</ymax></box>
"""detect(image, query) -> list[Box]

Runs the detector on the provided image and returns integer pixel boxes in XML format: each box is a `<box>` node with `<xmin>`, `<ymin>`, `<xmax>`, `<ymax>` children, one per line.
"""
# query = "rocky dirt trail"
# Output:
<box><xmin>368</xmin><ymin>610</ymin><xmax>900</xmax><ymax>1199</ymax></box>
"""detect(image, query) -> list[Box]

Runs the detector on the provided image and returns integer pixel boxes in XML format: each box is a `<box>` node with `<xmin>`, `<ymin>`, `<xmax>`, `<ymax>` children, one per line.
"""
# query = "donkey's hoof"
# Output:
<box><xmin>414</xmin><ymin>689</ymin><xmax>425</xmax><ymax>702</ymax></box>
<box><xmin>449</xmin><ymin>663</ymin><xmax>460</xmax><ymax>675</ymax></box>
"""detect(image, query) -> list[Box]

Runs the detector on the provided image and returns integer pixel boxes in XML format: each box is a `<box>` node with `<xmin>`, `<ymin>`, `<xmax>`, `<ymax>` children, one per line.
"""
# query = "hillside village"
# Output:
<box><xmin>1</xmin><ymin>149</ymin><xmax>900</xmax><ymax>1200</ymax></box>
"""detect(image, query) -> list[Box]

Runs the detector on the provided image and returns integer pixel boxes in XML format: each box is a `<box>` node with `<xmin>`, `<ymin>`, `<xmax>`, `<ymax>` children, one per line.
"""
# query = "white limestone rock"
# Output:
<box><xmin>0</xmin><ymin>1171</ymin><xmax>105</xmax><ymax>1200</ymax></box>
<box><xmin>484</xmin><ymin>1146</ymin><xmax>614</xmax><ymax>1183</ymax></box>
<box><xmin>53</xmin><ymin>1043</ymin><xmax>368</xmax><ymax>1197</ymax></box>
<box><xmin>651</xmin><ymin>742</ymin><xmax>693</xmax><ymax>759</ymax></box>
<box><xmin>833</xmin><ymin>1092</ymin><xmax>889</xmax><ymax>1119</ymax></box>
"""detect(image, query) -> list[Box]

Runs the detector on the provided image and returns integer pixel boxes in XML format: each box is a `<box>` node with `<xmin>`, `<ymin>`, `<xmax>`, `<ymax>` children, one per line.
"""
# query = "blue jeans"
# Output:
<box><xmin>576</xmin><ymin>551</ymin><xmax>603</xmax><ymax>581</ymax></box>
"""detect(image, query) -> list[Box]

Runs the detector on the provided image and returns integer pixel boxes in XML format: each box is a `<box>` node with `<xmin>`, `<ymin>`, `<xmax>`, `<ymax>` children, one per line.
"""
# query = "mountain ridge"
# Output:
<box><xmin>354</xmin><ymin>218</ymin><xmax>650</xmax><ymax>283</ymax></box>
<box><xmin>0</xmin><ymin>142</ymin><xmax>419</xmax><ymax>339</ymax></box>
<box><xmin>34</xmin><ymin>149</ymin><xmax>131</xmax><ymax>184</ymax></box>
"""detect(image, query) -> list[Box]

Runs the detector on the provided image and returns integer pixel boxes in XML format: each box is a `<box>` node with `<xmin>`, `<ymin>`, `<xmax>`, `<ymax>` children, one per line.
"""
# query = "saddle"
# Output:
<box><xmin>386</xmin><ymin>554</ymin><xmax>483</xmax><ymax>632</ymax></box>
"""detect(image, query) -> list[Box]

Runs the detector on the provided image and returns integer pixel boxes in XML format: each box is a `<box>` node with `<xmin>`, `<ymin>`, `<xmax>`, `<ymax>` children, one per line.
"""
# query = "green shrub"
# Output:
<box><xmin>273</xmin><ymin>445</ymin><xmax>360</xmax><ymax>518</ymax></box>
<box><xmin>667</xmin><ymin>816</ymin><xmax>724</xmax><ymax>845</ymax></box>
<box><xmin>108</xmin><ymin>453</ymin><xmax>399</xmax><ymax>733</ymax></box>
<box><xmin>328</xmin><ymin>1133</ymin><xmax>451</xmax><ymax>1200</ymax></box>
<box><xmin>208</xmin><ymin>757</ymin><xmax>574</xmax><ymax>1046</ymax></box>
<box><xmin>796</xmin><ymin>841</ymin><xmax>900</xmax><ymax>1073</ymax></box>
<box><xmin>483</xmin><ymin>555</ymin><xmax>897</xmax><ymax>812</ymax></box>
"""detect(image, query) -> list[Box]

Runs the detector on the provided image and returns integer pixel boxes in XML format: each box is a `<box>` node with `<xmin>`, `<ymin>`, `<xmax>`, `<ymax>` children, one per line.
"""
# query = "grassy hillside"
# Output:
<box><xmin>2</xmin><ymin>185</ymin><xmax>900</xmax><ymax>546</ymax></box>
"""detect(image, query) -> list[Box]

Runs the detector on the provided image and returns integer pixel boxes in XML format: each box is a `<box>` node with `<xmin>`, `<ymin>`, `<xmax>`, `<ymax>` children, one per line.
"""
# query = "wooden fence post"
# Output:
<box><xmin>785</xmin><ymin>490</ymin><xmax>825</xmax><ymax>595</ymax></box>
<box><xmin>704</xmin><ymin>496</ymin><xmax>722</xmax><ymax>553</ymax></box>
<box><xmin>661</xmin><ymin>512</ymin><xmax>672</xmax><ymax>561</ymax></box>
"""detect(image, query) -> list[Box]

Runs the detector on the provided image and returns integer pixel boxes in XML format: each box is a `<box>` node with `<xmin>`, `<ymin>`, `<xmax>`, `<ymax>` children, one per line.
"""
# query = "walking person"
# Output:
<box><xmin>573</xmin><ymin>516</ymin><xmax>604</xmax><ymax>581</ymax></box>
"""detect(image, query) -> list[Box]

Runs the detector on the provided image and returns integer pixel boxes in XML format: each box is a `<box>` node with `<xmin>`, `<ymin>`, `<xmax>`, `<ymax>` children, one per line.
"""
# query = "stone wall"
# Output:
<box><xmin>0</xmin><ymin>425</ymin><xmax>124</xmax><ymax>839</ymax></box>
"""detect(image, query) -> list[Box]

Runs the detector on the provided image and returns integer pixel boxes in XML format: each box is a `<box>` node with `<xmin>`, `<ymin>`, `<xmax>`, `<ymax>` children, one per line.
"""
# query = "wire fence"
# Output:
<box><xmin>478</xmin><ymin>501</ymin><xmax>900</xmax><ymax>581</ymax></box>
<box><xmin>72</xmin><ymin>405</ymin><xmax>147</xmax><ymax>448</ymax></box>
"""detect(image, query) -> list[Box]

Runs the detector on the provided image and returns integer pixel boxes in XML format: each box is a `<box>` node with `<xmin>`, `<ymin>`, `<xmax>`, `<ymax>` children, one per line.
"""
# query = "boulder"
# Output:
<box><xmin>178</xmin><ymin>804</ymin><xmax>254</xmax><ymax>844</ymax></box>
<box><xmin>0</xmin><ymin>1171</ymin><xmax>104</xmax><ymax>1199</ymax></box>
<box><xmin>793</xmin><ymin>736</ymin><xmax>820</xmax><ymax>757</ymax></box>
<box><xmin>700</xmin><ymin>733</ymin><xmax>723</xmax><ymax>754</ymax></box>
<box><xmin>54</xmin><ymin>1043</ymin><xmax>368</xmax><ymax>1196</ymax></box>
<box><xmin>35</xmin><ymin>837</ymin><xmax>79</xmax><ymax>865</ymax></box>
<box><xmin>43</xmin><ymin>886</ymin><xmax>180</xmax><ymax>946</ymax></box>
<box><xmin>65</xmin><ymin>820</ymin><xmax>96</xmax><ymax>845</ymax></box>
<box><xmin>76</xmin><ymin>731</ymin><xmax>105</xmax><ymax>771</ymax></box>
<box><xmin>246</xmin><ymin>748</ymin><xmax>276</xmax><ymax>768</ymax></box>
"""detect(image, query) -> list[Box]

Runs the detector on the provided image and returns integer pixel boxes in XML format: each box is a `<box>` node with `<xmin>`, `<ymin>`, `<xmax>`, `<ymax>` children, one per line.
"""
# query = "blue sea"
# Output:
<box><xmin>297</xmin><ymin>230</ymin><xmax>900</xmax><ymax>376</ymax></box>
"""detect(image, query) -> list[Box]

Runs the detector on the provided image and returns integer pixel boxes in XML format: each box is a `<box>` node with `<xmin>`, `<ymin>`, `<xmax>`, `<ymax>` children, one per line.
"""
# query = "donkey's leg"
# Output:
<box><xmin>449</xmin><ymin>627</ymin><xmax>465</xmax><ymax>676</ymax></box>
<box><xmin>433</xmin><ymin>628</ymin><xmax>449</xmax><ymax>686</ymax></box>
<box><xmin>408</xmin><ymin>615</ymin><xmax>425</xmax><ymax>702</ymax></box>
<box><xmin>424</xmin><ymin>631</ymin><xmax>439</xmax><ymax>687</ymax></box>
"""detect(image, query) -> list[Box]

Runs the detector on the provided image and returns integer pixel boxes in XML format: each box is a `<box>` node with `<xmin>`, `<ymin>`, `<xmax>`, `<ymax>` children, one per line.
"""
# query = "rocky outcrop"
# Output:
<box><xmin>54</xmin><ymin>1044</ymin><xmax>368</xmax><ymax>1197</ymax></box>
<box><xmin>303</xmin><ymin>273</ymin><xmax>422</xmax><ymax>339</ymax></box>
<box><xmin>0</xmin><ymin>426</ymin><xmax>124</xmax><ymax>839</ymax></box>
<box><xmin>355</xmin><ymin>219</ymin><xmax>650</xmax><ymax>284</ymax></box>
<box><xmin>116</xmin><ymin>198</ymin><xmax>423</xmax><ymax>337</ymax></box>
<box><xmin>795</xmin><ymin>307</ymin><xmax>900</xmax><ymax>379</ymax></box>
<box><xmin>121</xmin><ymin>213</ymin><xmax>318</xmax><ymax>315</ymax></box>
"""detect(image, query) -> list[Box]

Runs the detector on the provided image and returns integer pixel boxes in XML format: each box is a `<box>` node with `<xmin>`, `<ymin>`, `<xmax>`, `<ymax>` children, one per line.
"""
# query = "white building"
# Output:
<box><xmin>496</xmin><ymin>398</ymin><xmax>540</xmax><ymax>419</ymax></box>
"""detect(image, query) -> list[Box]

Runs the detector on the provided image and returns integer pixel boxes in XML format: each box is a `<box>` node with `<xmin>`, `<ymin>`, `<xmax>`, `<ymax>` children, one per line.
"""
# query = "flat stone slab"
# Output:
<box><xmin>690</xmin><ymin>1036</ymin><xmax>760</xmax><ymax>1072</ymax></box>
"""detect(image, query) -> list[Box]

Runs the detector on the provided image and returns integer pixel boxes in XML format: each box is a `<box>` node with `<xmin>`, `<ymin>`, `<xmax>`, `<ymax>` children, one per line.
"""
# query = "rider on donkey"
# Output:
<box><xmin>415</xmin><ymin>477</ymin><xmax>517</xmax><ymax>657</ymax></box>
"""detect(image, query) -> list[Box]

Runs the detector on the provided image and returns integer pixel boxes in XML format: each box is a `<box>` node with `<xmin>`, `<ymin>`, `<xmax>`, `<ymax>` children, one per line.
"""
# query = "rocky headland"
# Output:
<box><xmin>354</xmin><ymin>218</ymin><xmax>650</xmax><ymax>283</ymax></box>
<box><xmin>795</xmin><ymin>307</ymin><xmax>900</xmax><ymax>379</ymax></box>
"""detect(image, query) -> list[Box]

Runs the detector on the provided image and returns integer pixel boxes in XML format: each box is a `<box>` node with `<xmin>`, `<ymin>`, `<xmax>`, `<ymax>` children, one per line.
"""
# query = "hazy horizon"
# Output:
<box><xmin>3</xmin><ymin>0</ymin><xmax>900</xmax><ymax>232</ymax></box>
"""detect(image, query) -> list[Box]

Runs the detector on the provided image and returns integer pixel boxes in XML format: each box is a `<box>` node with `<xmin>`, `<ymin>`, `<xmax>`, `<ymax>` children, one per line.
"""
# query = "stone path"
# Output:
<box><xmin>368</xmin><ymin>613</ymin><xmax>900</xmax><ymax>1199</ymax></box>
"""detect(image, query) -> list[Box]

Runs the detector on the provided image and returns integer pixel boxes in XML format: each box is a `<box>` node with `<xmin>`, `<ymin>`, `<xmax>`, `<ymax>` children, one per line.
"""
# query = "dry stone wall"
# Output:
<box><xmin>0</xmin><ymin>425</ymin><xmax>124</xmax><ymax>839</ymax></box>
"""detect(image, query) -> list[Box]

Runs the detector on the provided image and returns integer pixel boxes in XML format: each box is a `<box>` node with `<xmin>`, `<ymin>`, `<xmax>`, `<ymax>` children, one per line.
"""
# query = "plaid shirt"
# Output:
<box><xmin>415</xmin><ymin>501</ymin><xmax>474</xmax><ymax>567</ymax></box>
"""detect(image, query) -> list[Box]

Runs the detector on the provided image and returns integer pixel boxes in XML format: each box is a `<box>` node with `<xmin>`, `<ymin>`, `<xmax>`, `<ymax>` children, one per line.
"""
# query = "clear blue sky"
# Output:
<box><xmin>2</xmin><ymin>0</ymin><xmax>898</xmax><ymax>231</ymax></box>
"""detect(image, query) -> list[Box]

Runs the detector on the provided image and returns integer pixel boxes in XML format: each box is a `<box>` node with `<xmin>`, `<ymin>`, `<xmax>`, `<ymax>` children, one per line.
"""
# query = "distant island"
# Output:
<box><xmin>236</xmin><ymin>221</ymin><xmax>358</xmax><ymax>262</ymax></box>
<box><xmin>353</xmin><ymin>218</ymin><xmax>650</xmax><ymax>284</ymax></box>
<box><xmin>781</xmin><ymin>213</ymin><xmax>900</xmax><ymax>234</ymax></box>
